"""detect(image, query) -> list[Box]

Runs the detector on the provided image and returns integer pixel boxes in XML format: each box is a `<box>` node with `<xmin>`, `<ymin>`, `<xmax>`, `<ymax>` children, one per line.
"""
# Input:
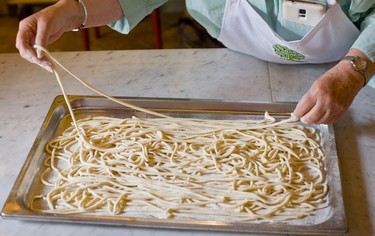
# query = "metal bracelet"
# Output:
<box><xmin>73</xmin><ymin>0</ymin><xmax>88</xmax><ymax>31</ymax></box>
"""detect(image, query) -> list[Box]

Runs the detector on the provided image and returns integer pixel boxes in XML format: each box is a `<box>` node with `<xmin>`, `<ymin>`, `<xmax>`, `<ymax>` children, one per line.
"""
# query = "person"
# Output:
<box><xmin>16</xmin><ymin>0</ymin><xmax>375</xmax><ymax>124</ymax></box>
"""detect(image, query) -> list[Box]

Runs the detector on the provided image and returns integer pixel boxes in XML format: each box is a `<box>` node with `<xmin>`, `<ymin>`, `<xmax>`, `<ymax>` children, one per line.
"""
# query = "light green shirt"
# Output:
<box><xmin>109</xmin><ymin>0</ymin><xmax>375</xmax><ymax>86</ymax></box>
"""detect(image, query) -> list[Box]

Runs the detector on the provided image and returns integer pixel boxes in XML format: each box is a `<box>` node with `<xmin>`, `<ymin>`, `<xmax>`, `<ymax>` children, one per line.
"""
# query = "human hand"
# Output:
<box><xmin>16</xmin><ymin>0</ymin><xmax>83</xmax><ymax>72</ymax></box>
<box><xmin>292</xmin><ymin>60</ymin><xmax>364</xmax><ymax>124</ymax></box>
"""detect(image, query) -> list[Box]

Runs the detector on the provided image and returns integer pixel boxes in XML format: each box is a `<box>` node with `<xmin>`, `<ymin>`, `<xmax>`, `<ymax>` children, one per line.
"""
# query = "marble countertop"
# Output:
<box><xmin>0</xmin><ymin>48</ymin><xmax>374</xmax><ymax>236</ymax></box>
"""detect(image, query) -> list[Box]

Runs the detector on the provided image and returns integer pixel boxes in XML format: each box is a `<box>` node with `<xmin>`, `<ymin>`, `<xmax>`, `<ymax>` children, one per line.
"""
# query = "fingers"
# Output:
<box><xmin>294</xmin><ymin>91</ymin><xmax>339</xmax><ymax>124</ymax></box>
<box><xmin>35</xmin><ymin>16</ymin><xmax>49</xmax><ymax>59</ymax></box>
<box><xmin>16</xmin><ymin>15</ymin><xmax>53</xmax><ymax>73</ymax></box>
<box><xmin>300</xmin><ymin>102</ymin><xmax>327</xmax><ymax>124</ymax></box>
<box><xmin>292</xmin><ymin>92</ymin><xmax>315</xmax><ymax>120</ymax></box>
<box><xmin>292</xmin><ymin>83</ymin><xmax>337</xmax><ymax>124</ymax></box>
<box><xmin>16</xmin><ymin>20</ymin><xmax>36</xmax><ymax>61</ymax></box>
<box><xmin>34</xmin><ymin>18</ymin><xmax>54</xmax><ymax>72</ymax></box>
<box><xmin>293</xmin><ymin>77</ymin><xmax>355</xmax><ymax>124</ymax></box>
<box><xmin>292</xmin><ymin>91</ymin><xmax>328</xmax><ymax>123</ymax></box>
<box><xmin>299</xmin><ymin>105</ymin><xmax>342</xmax><ymax>124</ymax></box>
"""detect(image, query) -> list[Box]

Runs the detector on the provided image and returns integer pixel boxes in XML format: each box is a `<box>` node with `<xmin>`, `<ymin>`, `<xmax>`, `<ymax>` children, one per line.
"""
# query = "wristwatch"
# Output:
<box><xmin>342</xmin><ymin>56</ymin><xmax>369</xmax><ymax>86</ymax></box>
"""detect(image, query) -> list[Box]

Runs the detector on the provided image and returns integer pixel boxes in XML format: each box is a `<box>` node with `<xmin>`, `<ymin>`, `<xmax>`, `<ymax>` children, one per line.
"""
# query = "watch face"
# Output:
<box><xmin>354</xmin><ymin>57</ymin><xmax>368</xmax><ymax>71</ymax></box>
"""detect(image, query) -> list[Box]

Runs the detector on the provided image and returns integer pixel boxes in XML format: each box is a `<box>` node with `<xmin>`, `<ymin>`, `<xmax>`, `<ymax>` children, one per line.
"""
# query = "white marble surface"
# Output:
<box><xmin>0</xmin><ymin>48</ymin><xmax>374</xmax><ymax>236</ymax></box>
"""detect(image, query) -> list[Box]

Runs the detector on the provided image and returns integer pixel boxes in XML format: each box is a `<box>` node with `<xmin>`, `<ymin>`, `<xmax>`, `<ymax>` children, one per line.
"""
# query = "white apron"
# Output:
<box><xmin>218</xmin><ymin>0</ymin><xmax>361</xmax><ymax>64</ymax></box>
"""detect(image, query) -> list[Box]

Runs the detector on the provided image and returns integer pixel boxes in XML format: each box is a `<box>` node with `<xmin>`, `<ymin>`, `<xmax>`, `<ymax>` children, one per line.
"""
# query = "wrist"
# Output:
<box><xmin>73</xmin><ymin>0</ymin><xmax>87</xmax><ymax>31</ymax></box>
<box><xmin>58</xmin><ymin>0</ymin><xmax>124</xmax><ymax>29</ymax></box>
<box><xmin>345</xmin><ymin>48</ymin><xmax>375</xmax><ymax>85</ymax></box>
<box><xmin>342</xmin><ymin>56</ymin><xmax>369</xmax><ymax>86</ymax></box>
<box><xmin>57</xmin><ymin>0</ymin><xmax>87</xmax><ymax>31</ymax></box>
<box><xmin>337</xmin><ymin>60</ymin><xmax>365</xmax><ymax>89</ymax></box>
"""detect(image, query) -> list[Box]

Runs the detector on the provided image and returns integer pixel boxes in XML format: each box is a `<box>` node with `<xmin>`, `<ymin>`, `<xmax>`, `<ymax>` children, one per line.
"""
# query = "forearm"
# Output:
<box><xmin>15</xmin><ymin>0</ymin><xmax>125</xmax><ymax>70</ymax></box>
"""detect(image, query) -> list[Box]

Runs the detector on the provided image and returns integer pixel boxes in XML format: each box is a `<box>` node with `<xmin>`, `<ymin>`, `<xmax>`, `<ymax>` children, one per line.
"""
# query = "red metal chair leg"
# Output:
<box><xmin>81</xmin><ymin>28</ymin><xmax>90</xmax><ymax>51</ymax></box>
<box><xmin>151</xmin><ymin>9</ymin><xmax>162</xmax><ymax>49</ymax></box>
<box><xmin>94</xmin><ymin>27</ymin><xmax>101</xmax><ymax>39</ymax></box>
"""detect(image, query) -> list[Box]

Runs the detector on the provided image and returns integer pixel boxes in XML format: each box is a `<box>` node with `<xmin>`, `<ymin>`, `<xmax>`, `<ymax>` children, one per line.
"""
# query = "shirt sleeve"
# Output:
<box><xmin>108</xmin><ymin>0</ymin><xmax>168</xmax><ymax>34</ymax></box>
<box><xmin>185</xmin><ymin>0</ymin><xmax>226</xmax><ymax>39</ymax></box>
<box><xmin>350</xmin><ymin>6</ymin><xmax>375</xmax><ymax>86</ymax></box>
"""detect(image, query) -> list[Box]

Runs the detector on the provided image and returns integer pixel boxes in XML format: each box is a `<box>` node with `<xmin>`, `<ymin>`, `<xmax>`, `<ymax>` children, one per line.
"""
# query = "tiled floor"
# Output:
<box><xmin>0</xmin><ymin>4</ymin><xmax>222</xmax><ymax>54</ymax></box>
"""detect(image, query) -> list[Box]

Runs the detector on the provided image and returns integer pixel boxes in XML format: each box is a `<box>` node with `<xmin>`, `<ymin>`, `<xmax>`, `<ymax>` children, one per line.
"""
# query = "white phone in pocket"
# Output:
<box><xmin>282</xmin><ymin>0</ymin><xmax>327</xmax><ymax>26</ymax></box>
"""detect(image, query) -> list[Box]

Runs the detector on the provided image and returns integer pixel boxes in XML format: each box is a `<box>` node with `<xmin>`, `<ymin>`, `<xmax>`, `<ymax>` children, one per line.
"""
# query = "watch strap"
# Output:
<box><xmin>342</xmin><ymin>56</ymin><xmax>369</xmax><ymax>87</ymax></box>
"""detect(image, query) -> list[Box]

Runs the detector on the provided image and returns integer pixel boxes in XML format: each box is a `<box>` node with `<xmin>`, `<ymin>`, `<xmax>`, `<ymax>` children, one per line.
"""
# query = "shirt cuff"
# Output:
<box><xmin>108</xmin><ymin>0</ymin><xmax>167</xmax><ymax>34</ymax></box>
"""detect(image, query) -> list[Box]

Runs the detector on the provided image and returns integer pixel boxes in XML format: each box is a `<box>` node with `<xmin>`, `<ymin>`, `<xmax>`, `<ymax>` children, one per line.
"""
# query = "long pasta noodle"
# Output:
<box><xmin>31</xmin><ymin>45</ymin><xmax>328</xmax><ymax>221</ymax></box>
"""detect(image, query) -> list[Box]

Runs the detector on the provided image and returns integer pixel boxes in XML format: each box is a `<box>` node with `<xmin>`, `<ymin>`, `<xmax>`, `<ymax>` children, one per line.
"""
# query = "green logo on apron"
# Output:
<box><xmin>272</xmin><ymin>44</ymin><xmax>305</xmax><ymax>61</ymax></box>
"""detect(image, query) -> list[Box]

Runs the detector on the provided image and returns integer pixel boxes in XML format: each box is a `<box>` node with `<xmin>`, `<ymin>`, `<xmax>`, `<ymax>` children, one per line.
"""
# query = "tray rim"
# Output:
<box><xmin>1</xmin><ymin>95</ymin><xmax>347</xmax><ymax>235</ymax></box>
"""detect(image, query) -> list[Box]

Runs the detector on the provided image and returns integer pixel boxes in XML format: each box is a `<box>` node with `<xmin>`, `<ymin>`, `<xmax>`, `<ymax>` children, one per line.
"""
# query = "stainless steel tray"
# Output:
<box><xmin>1</xmin><ymin>95</ymin><xmax>347</xmax><ymax>235</ymax></box>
